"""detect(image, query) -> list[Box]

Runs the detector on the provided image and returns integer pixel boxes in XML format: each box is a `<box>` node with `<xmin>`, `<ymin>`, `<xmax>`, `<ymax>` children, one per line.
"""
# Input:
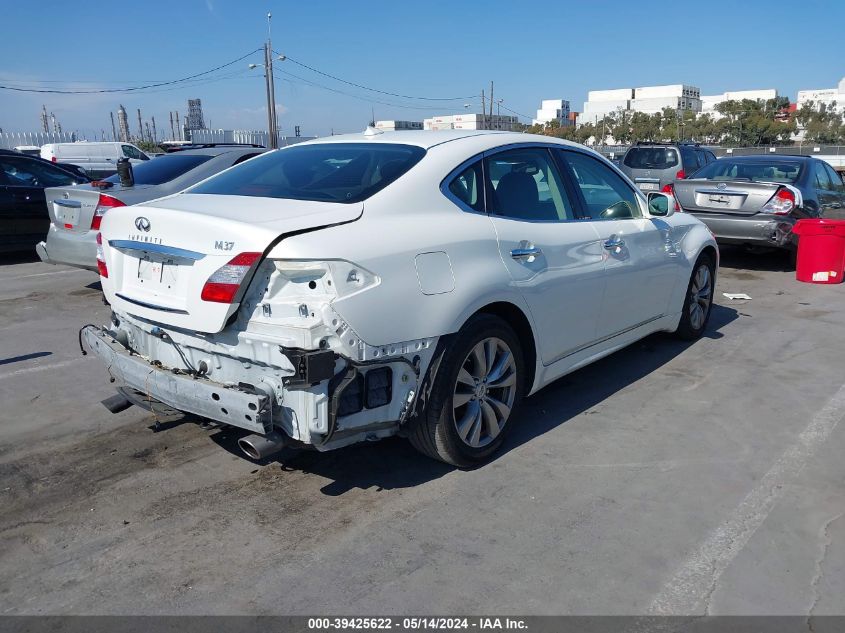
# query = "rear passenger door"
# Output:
<box><xmin>481</xmin><ymin>146</ymin><xmax>606</xmax><ymax>364</ymax></box>
<box><xmin>814</xmin><ymin>162</ymin><xmax>838</xmax><ymax>215</ymax></box>
<box><xmin>557</xmin><ymin>150</ymin><xmax>679</xmax><ymax>340</ymax></box>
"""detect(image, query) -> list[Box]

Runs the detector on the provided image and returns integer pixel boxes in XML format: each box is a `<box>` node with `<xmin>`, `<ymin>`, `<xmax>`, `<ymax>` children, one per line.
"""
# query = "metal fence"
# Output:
<box><xmin>0</xmin><ymin>131</ymin><xmax>76</xmax><ymax>150</ymax></box>
<box><xmin>186</xmin><ymin>129</ymin><xmax>314</xmax><ymax>147</ymax></box>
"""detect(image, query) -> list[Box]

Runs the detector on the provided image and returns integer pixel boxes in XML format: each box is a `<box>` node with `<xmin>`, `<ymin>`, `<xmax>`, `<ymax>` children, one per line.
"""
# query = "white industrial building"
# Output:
<box><xmin>700</xmin><ymin>89</ymin><xmax>778</xmax><ymax>119</ymax></box>
<box><xmin>796</xmin><ymin>77</ymin><xmax>845</xmax><ymax>114</ymax></box>
<box><xmin>532</xmin><ymin>99</ymin><xmax>572</xmax><ymax>126</ymax></box>
<box><xmin>423</xmin><ymin>113</ymin><xmax>518</xmax><ymax>131</ymax></box>
<box><xmin>581</xmin><ymin>84</ymin><xmax>701</xmax><ymax>122</ymax></box>
<box><xmin>374</xmin><ymin>120</ymin><xmax>423</xmax><ymax>131</ymax></box>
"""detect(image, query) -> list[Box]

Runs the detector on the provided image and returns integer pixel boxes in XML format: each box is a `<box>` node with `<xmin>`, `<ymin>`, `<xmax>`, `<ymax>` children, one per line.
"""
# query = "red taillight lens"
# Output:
<box><xmin>661</xmin><ymin>184</ymin><xmax>681</xmax><ymax>211</ymax></box>
<box><xmin>51</xmin><ymin>156</ymin><xmax>57</xmax><ymax>163</ymax></box>
<box><xmin>675</xmin><ymin>170</ymin><xmax>686</xmax><ymax>180</ymax></box>
<box><xmin>200</xmin><ymin>252</ymin><xmax>262</xmax><ymax>303</ymax></box>
<box><xmin>96</xmin><ymin>232</ymin><xmax>108</xmax><ymax>278</ymax></box>
<box><xmin>761</xmin><ymin>187</ymin><xmax>795</xmax><ymax>215</ymax></box>
<box><xmin>90</xmin><ymin>194</ymin><xmax>125</xmax><ymax>230</ymax></box>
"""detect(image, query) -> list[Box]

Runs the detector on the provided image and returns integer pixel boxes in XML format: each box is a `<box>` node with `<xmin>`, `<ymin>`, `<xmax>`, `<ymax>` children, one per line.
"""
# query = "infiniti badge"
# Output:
<box><xmin>135</xmin><ymin>217</ymin><xmax>151</xmax><ymax>232</ymax></box>
<box><xmin>717</xmin><ymin>182</ymin><xmax>727</xmax><ymax>190</ymax></box>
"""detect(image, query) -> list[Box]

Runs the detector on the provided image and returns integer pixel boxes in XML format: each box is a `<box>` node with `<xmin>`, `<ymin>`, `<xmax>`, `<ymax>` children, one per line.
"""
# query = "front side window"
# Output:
<box><xmin>484</xmin><ymin>148</ymin><xmax>573</xmax><ymax>221</ymax></box>
<box><xmin>560</xmin><ymin>151</ymin><xmax>641</xmax><ymax>220</ymax></box>
<box><xmin>122</xmin><ymin>145</ymin><xmax>148</xmax><ymax>160</ymax></box>
<box><xmin>0</xmin><ymin>157</ymin><xmax>76</xmax><ymax>187</ymax></box>
<box><xmin>190</xmin><ymin>143</ymin><xmax>425</xmax><ymax>203</ymax></box>
<box><xmin>447</xmin><ymin>160</ymin><xmax>484</xmax><ymax>212</ymax></box>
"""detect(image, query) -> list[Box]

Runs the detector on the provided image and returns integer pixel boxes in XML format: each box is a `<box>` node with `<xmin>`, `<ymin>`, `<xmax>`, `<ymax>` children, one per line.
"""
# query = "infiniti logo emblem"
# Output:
<box><xmin>717</xmin><ymin>182</ymin><xmax>727</xmax><ymax>190</ymax></box>
<box><xmin>135</xmin><ymin>217</ymin><xmax>151</xmax><ymax>232</ymax></box>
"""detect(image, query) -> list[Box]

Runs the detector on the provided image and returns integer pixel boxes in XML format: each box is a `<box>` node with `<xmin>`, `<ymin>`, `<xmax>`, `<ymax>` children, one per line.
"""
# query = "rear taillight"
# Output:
<box><xmin>96</xmin><ymin>232</ymin><xmax>108</xmax><ymax>278</ymax></box>
<box><xmin>661</xmin><ymin>184</ymin><xmax>681</xmax><ymax>211</ymax></box>
<box><xmin>201</xmin><ymin>252</ymin><xmax>262</xmax><ymax>303</ymax></box>
<box><xmin>91</xmin><ymin>194</ymin><xmax>125</xmax><ymax>230</ymax></box>
<box><xmin>675</xmin><ymin>170</ymin><xmax>686</xmax><ymax>180</ymax></box>
<box><xmin>761</xmin><ymin>187</ymin><xmax>795</xmax><ymax>215</ymax></box>
<box><xmin>51</xmin><ymin>156</ymin><xmax>56</xmax><ymax>163</ymax></box>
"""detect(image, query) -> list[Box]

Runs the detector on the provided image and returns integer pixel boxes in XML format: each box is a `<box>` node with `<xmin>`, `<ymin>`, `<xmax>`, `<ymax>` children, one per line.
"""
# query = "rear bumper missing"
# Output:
<box><xmin>81</xmin><ymin>326</ymin><xmax>273</xmax><ymax>434</ymax></box>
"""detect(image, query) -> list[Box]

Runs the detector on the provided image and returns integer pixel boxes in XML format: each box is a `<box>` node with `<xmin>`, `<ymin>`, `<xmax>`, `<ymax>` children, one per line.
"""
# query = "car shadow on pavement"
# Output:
<box><xmin>718</xmin><ymin>245</ymin><xmax>793</xmax><ymax>272</ymax></box>
<box><xmin>207</xmin><ymin>304</ymin><xmax>738</xmax><ymax>495</ymax></box>
<box><xmin>0</xmin><ymin>251</ymin><xmax>39</xmax><ymax>266</ymax></box>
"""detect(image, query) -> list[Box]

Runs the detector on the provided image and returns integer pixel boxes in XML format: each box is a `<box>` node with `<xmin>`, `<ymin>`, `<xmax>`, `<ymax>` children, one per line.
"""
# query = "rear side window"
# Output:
<box><xmin>0</xmin><ymin>157</ymin><xmax>77</xmax><ymax>187</ymax></box>
<box><xmin>623</xmin><ymin>147</ymin><xmax>679</xmax><ymax>169</ymax></box>
<box><xmin>447</xmin><ymin>161</ymin><xmax>484</xmax><ymax>212</ymax></box>
<box><xmin>190</xmin><ymin>143</ymin><xmax>425</xmax><ymax>203</ymax></box>
<box><xmin>680</xmin><ymin>147</ymin><xmax>700</xmax><ymax>172</ymax></box>
<box><xmin>105</xmin><ymin>154</ymin><xmax>213</xmax><ymax>185</ymax></box>
<box><xmin>815</xmin><ymin>162</ymin><xmax>832</xmax><ymax>190</ymax></box>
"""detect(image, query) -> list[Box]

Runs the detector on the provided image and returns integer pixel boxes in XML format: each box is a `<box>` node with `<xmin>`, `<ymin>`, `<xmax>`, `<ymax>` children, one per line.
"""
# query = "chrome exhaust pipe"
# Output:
<box><xmin>238</xmin><ymin>431</ymin><xmax>287</xmax><ymax>460</ymax></box>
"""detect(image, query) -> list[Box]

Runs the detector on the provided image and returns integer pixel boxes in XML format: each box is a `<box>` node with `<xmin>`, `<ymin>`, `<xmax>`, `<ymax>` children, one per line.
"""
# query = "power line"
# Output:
<box><xmin>277</xmin><ymin>52</ymin><xmax>474</xmax><ymax>102</ymax></box>
<box><xmin>274</xmin><ymin>70</ymin><xmax>451</xmax><ymax>112</ymax></box>
<box><xmin>0</xmin><ymin>49</ymin><xmax>262</xmax><ymax>94</ymax></box>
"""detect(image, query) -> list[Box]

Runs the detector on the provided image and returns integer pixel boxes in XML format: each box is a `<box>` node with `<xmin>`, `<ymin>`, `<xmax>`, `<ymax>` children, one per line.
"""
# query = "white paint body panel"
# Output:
<box><xmin>94</xmin><ymin>130</ymin><xmax>717</xmax><ymax>449</ymax></box>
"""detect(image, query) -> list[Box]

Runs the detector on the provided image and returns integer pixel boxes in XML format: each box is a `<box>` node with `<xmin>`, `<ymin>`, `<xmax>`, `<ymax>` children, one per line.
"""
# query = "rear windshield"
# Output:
<box><xmin>692</xmin><ymin>160</ymin><xmax>803</xmax><ymax>184</ymax></box>
<box><xmin>623</xmin><ymin>147</ymin><xmax>679</xmax><ymax>169</ymax></box>
<box><xmin>188</xmin><ymin>143</ymin><xmax>426</xmax><ymax>203</ymax></box>
<box><xmin>105</xmin><ymin>154</ymin><xmax>212</xmax><ymax>185</ymax></box>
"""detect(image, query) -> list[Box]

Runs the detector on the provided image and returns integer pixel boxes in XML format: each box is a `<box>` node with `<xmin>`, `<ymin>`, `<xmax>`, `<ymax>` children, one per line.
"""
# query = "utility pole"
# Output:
<box><xmin>489</xmin><ymin>81</ymin><xmax>494</xmax><ymax>129</ymax></box>
<box><xmin>481</xmin><ymin>89</ymin><xmax>486</xmax><ymax>130</ymax></box>
<box><xmin>110</xmin><ymin>112</ymin><xmax>117</xmax><ymax>141</ymax></box>
<box><xmin>137</xmin><ymin>109</ymin><xmax>143</xmax><ymax>141</ymax></box>
<box><xmin>262</xmin><ymin>13</ymin><xmax>279</xmax><ymax>149</ymax></box>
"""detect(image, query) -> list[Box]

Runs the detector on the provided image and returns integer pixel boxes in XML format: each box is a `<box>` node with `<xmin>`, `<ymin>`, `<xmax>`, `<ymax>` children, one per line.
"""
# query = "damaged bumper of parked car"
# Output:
<box><xmin>81</xmin><ymin>317</ymin><xmax>431</xmax><ymax>457</ymax></box>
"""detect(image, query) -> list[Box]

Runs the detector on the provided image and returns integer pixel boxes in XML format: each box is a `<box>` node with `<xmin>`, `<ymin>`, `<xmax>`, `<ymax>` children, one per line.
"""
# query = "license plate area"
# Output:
<box><xmin>53</xmin><ymin>202</ymin><xmax>80</xmax><ymax>228</ymax></box>
<box><xmin>708</xmin><ymin>195</ymin><xmax>730</xmax><ymax>205</ymax></box>
<box><xmin>138</xmin><ymin>255</ymin><xmax>179</xmax><ymax>290</ymax></box>
<box><xmin>638</xmin><ymin>182</ymin><xmax>658</xmax><ymax>191</ymax></box>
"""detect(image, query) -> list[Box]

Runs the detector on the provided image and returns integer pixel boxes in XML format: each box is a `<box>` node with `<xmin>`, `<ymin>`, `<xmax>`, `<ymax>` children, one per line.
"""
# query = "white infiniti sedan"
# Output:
<box><xmin>82</xmin><ymin>130</ymin><xmax>717</xmax><ymax>467</ymax></box>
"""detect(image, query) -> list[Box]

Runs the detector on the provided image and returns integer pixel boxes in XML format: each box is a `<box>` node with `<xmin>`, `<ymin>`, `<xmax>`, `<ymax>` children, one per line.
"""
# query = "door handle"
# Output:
<box><xmin>603</xmin><ymin>236</ymin><xmax>625</xmax><ymax>249</ymax></box>
<box><xmin>510</xmin><ymin>246</ymin><xmax>542</xmax><ymax>260</ymax></box>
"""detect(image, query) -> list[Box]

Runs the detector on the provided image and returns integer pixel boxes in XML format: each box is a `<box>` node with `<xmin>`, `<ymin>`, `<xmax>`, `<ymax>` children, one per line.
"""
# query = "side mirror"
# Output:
<box><xmin>647</xmin><ymin>191</ymin><xmax>674</xmax><ymax>217</ymax></box>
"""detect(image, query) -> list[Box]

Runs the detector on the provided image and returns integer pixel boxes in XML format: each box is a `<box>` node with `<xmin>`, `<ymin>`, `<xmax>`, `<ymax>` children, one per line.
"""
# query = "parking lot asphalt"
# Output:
<box><xmin>0</xmin><ymin>249</ymin><xmax>843</xmax><ymax>616</ymax></box>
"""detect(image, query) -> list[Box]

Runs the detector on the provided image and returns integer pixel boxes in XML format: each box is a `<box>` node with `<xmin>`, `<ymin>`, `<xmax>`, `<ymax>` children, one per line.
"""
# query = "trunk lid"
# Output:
<box><xmin>45</xmin><ymin>184</ymin><xmax>156</xmax><ymax>233</ymax></box>
<box><xmin>673</xmin><ymin>179</ymin><xmax>783</xmax><ymax>215</ymax></box>
<box><xmin>99</xmin><ymin>194</ymin><xmax>362</xmax><ymax>333</ymax></box>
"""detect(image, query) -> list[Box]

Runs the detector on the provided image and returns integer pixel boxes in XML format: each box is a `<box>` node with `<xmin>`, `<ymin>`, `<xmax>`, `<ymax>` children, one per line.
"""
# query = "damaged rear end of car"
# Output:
<box><xmin>83</xmin><ymin>142</ymin><xmax>434</xmax><ymax>459</ymax></box>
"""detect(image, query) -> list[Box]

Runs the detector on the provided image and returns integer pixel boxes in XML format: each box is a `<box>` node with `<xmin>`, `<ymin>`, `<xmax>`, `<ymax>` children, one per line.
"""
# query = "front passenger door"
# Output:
<box><xmin>557</xmin><ymin>150</ymin><xmax>679</xmax><ymax>340</ymax></box>
<box><xmin>483</xmin><ymin>146</ymin><xmax>605</xmax><ymax>365</ymax></box>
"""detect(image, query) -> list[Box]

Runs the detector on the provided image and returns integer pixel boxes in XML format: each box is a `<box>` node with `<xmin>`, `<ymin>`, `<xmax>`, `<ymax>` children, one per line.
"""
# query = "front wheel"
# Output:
<box><xmin>409</xmin><ymin>314</ymin><xmax>525</xmax><ymax>467</ymax></box>
<box><xmin>675</xmin><ymin>253</ymin><xmax>715</xmax><ymax>340</ymax></box>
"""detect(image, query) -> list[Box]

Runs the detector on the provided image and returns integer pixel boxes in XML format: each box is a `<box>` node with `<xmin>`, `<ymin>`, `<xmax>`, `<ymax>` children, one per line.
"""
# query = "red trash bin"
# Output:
<box><xmin>793</xmin><ymin>219</ymin><xmax>845</xmax><ymax>284</ymax></box>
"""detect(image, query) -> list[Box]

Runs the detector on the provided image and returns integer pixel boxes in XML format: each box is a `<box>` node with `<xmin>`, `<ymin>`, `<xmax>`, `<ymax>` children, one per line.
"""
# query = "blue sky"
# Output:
<box><xmin>1</xmin><ymin>0</ymin><xmax>843</xmax><ymax>139</ymax></box>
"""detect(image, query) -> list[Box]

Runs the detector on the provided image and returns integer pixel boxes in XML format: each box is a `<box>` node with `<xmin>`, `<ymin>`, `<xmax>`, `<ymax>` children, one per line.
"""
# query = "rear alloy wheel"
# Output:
<box><xmin>409</xmin><ymin>314</ymin><xmax>524</xmax><ymax>467</ymax></box>
<box><xmin>452</xmin><ymin>338</ymin><xmax>517</xmax><ymax>449</ymax></box>
<box><xmin>675</xmin><ymin>253</ymin><xmax>715</xmax><ymax>340</ymax></box>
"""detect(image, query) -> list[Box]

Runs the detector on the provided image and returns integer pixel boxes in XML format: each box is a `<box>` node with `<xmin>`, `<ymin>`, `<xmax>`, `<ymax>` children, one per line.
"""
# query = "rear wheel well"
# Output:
<box><xmin>473</xmin><ymin>302</ymin><xmax>537</xmax><ymax>394</ymax></box>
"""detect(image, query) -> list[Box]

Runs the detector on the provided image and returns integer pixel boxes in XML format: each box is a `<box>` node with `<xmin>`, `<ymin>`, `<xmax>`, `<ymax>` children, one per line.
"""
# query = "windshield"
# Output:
<box><xmin>623</xmin><ymin>147</ymin><xmax>679</xmax><ymax>169</ymax></box>
<box><xmin>189</xmin><ymin>143</ymin><xmax>426</xmax><ymax>203</ymax></box>
<box><xmin>105</xmin><ymin>154</ymin><xmax>212</xmax><ymax>185</ymax></box>
<box><xmin>692</xmin><ymin>160</ymin><xmax>803</xmax><ymax>184</ymax></box>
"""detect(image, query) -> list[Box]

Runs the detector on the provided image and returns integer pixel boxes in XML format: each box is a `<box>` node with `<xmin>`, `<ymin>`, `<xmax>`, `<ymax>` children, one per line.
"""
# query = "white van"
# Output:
<box><xmin>40</xmin><ymin>142</ymin><xmax>150</xmax><ymax>179</ymax></box>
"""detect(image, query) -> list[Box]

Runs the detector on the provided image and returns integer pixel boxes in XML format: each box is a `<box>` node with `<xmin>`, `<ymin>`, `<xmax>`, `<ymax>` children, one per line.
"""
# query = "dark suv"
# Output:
<box><xmin>620</xmin><ymin>142</ymin><xmax>717</xmax><ymax>193</ymax></box>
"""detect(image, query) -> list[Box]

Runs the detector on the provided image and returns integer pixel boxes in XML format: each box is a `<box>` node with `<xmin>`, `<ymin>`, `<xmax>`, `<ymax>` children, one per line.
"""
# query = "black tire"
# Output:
<box><xmin>675</xmin><ymin>252</ymin><xmax>716</xmax><ymax>341</ymax></box>
<box><xmin>409</xmin><ymin>314</ymin><xmax>525</xmax><ymax>467</ymax></box>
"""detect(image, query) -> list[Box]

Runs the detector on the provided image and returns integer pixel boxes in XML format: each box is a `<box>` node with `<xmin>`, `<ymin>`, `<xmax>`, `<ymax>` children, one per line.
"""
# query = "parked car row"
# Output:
<box><xmin>620</xmin><ymin>142</ymin><xmax>845</xmax><ymax>256</ymax></box>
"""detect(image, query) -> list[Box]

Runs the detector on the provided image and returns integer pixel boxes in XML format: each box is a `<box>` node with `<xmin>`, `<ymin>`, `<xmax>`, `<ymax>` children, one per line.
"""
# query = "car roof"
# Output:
<box><xmin>297</xmin><ymin>129</ymin><xmax>582</xmax><ymax>152</ymax></box>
